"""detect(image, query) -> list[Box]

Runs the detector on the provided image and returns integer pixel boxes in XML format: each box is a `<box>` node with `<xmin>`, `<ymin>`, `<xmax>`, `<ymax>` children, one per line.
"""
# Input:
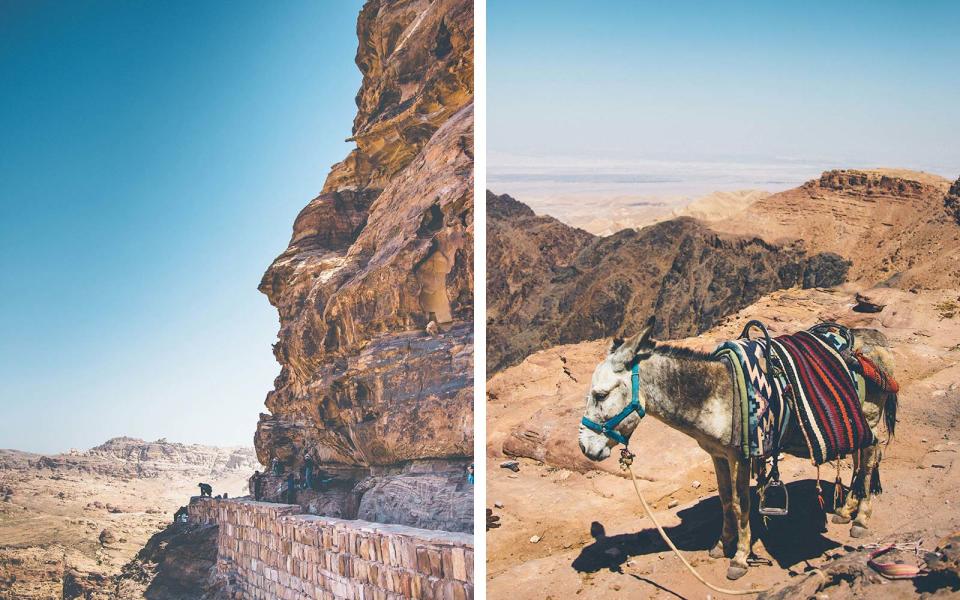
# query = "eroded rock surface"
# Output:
<box><xmin>256</xmin><ymin>0</ymin><xmax>474</xmax><ymax>532</ymax></box>
<box><xmin>487</xmin><ymin>191</ymin><xmax>848</xmax><ymax>373</ymax></box>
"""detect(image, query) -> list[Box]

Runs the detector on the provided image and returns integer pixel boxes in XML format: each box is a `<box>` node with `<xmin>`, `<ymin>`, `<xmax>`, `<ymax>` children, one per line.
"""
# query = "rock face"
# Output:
<box><xmin>487</xmin><ymin>192</ymin><xmax>848</xmax><ymax>373</ymax></box>
<box><xmin>946</xmin><ymin>176</ymin><xmax>960</xmax><ymax>225</ymax></box>
<box><xmin>112</xmin><ymin>521</ymin><xmax>222</xmax><ymax>600</ymax></box>
<box><xmin>255</xmin><ymin>0</ymin><xmax>473</xmax><ymax>532</ymax></box>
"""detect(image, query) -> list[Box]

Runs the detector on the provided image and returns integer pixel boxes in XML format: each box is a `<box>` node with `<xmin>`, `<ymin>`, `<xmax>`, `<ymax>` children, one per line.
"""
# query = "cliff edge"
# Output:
<box><xmin>254</xmin><ymin>0</ymin><xmax>474</xmax><ymax>533</ymax></box>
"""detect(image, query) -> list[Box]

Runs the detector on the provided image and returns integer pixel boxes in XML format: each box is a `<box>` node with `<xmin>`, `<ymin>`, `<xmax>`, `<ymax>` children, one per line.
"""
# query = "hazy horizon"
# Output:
<box><xmin>490</xmin><ymin>1</ymin><xmax>960</xmax><ymax>201</ymax></box>
<box><xmin>0</xmin><ymin>1</ymin><xmax>364</xmax><ymax>454</ymax></box>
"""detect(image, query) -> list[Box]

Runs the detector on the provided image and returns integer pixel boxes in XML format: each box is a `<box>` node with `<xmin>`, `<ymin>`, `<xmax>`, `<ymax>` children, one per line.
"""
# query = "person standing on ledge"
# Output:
<box><xmin>251</xmin><ymin>470</ymin><xmax>263</xmax><ymax>501</ymax></box>
<box><xmin>285</xmin><ymin>472</ymin><xmax>297</xmax><ymax>504</ymax></box>
<box><xmin>198</xmin><ymin>482</ymin><xmax>212</xmax><ymax>497</ymax></box>
<box><xmin>303</xmin><ymin>452</ymin><xmax>314</xmax><ymax>490</ymax></box>
<box><xmin>271</xmin><ymin>457</ymin><xmax>282</xmax><ymax>476</ymax></box>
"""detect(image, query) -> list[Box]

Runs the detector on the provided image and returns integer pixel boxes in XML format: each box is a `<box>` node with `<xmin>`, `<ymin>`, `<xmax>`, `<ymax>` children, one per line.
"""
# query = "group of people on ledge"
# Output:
<box><xmin>249</xmin><ymin>451</ymin><xmax>333</xmax><ymax>504</ymax></box>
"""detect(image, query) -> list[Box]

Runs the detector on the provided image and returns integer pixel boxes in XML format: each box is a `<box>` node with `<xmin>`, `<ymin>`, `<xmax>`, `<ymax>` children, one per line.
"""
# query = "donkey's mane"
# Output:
<box><xmin>650</xmin><ymin>342</ymin><xmax>719</xmax><ymax>361</ymax></box>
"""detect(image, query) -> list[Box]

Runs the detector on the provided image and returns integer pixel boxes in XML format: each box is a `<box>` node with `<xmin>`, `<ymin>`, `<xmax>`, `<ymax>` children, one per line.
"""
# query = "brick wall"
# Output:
<box><xmin>187</xmin><ymin>497</ymin><xmax>473</xmax><ymax>599</ymax></box>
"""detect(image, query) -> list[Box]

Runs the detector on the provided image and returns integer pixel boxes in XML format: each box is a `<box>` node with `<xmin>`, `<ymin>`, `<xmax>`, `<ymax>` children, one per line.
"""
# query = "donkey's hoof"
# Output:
<box><xmin>709</xmin><ymin>543</ymin><xmax>726</xmax><ymax>559</ymax></box>
<box><xmin>850</xmin><ymin>525</ymin><xmax>869</xmax><ymax>539</ymax></box>
<box><xmin>726</xmin><ymin>565</ymin><xmax>748</xmax><ymax>580</ymax></box>
<box><xmin>832</xmin><ymin>514</ymin><xmax>852</xmax><ymax>524</ymax></box>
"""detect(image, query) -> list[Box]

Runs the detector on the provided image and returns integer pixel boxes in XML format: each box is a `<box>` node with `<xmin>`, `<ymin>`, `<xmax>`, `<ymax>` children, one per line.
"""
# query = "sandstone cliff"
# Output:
<box><xmin>255</xmin><ymin>0</ymin><xmax>473</xmax><ymax>533</ymax></box>
<box><xmin>487</xmin><ymin>191</ymin><xmax>848</xmax><ymax>373</ymax></box>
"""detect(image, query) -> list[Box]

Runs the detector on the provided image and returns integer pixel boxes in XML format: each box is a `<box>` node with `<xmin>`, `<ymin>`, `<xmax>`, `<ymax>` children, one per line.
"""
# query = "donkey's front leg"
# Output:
<box><xmin>725</xmin><ymin>455</ymin><xmax>752</xmax><ymax>580</ymax></box>
<box><xmin>851</xmin><ymin>445</ymin><xmax>881</xmax><ymax>538</ymax></box>
<box><xmin>709</xmin><ymin>455</ymin><xmax>736</xmax><ymax>559</ymax></box>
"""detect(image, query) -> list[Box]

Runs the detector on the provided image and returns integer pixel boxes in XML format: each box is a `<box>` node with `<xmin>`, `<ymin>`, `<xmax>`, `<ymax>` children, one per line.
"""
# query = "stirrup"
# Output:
<box><xmin>759</xmin><ymin>479</ymin><xmax>789</xmax><ymax>516</ymax></box>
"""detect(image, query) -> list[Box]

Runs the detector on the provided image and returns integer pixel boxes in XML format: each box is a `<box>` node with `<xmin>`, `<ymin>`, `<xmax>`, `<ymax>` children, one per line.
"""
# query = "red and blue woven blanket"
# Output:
<box><xmin>770</xmin><ymin>330</ymin><xmax>875</xmax><ymax>465</ymax></box>
<box><xmin>716</xmin><ymin>325</ymin><xmax>876</xmax><ymax>465</ymax></box>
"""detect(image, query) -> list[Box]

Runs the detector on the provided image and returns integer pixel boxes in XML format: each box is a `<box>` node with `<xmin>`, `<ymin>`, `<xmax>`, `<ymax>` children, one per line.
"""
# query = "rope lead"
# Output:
<box><xmin>619</xmin><ymin>449</ymin><xmax>773</xmax><ymax>596</ymax></box>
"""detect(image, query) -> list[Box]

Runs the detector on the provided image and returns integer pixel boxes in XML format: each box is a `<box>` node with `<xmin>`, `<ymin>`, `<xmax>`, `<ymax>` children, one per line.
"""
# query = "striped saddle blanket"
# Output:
<box><xmin>716</xmin><ymin>325</ymin><xmax>875</xmax><ymax>465</ymax></box>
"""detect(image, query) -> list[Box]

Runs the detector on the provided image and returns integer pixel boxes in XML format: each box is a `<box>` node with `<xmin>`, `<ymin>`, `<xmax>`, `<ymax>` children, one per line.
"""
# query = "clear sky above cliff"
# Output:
<box><xmin>0</xmin><ymin>1</ymin><xmax>363</xmax><ymax>454</ymax></box>
<box><xmin>489</xmin><ymin>0</ymin><xmax>960</xmax><ymax>179</ymax></box>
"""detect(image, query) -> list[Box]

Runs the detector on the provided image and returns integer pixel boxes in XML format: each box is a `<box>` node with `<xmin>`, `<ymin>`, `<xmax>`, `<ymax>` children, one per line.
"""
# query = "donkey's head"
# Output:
<box><xmin>578</xmin><ymin>320</ymin><xmax>655</xmax><ymax>461</ymax></box>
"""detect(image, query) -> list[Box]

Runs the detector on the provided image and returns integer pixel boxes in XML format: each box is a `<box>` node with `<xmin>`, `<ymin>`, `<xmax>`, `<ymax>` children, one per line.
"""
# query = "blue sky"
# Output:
<box><xmin>489</xmin><ymin>1</ymin><xmax>960</xmax><ymax>177</ymax></box>
<box><xmin>0</xmin><ymin>1</ymin><xmax>363</xmax><ymax>453</ymax></box>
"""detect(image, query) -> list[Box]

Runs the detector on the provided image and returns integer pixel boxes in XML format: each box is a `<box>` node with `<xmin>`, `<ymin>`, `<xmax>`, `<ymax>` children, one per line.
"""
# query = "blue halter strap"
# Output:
<box><xmin>581</xmin><ymin>361</ymin><xmax>646</xmax><ymax>446</ymax></box>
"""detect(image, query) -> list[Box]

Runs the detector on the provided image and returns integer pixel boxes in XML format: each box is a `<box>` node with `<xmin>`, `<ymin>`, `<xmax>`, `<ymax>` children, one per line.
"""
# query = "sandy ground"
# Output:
<box><xmin>0</xmin><ymin>456</ymin><xmax>252</xmax><ymax>599</ymax></box>
<box><xmin>487</xmin><ymin>286</ymin><xmax>960</xmax><ymax>599</ymax></box>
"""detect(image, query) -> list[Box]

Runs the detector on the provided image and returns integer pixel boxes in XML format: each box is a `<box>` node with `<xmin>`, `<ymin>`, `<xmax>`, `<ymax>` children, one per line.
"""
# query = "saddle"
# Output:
<box><xmin>717</xmin><ymin>321</ymin><xmax>881</xmax><ymax>466</ymax></box>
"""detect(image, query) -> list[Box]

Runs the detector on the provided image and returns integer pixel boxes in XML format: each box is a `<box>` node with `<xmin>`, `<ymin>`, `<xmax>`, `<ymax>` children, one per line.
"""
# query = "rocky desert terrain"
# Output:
<box><xmin>487</xmin><ymin>169</ymin><xmax>960</xmax><ymax>599</ymax></box>
<box><xmin>0</xmin><ymin>437</ymin><xmax>258</xmax><ymax>599</ymax></box>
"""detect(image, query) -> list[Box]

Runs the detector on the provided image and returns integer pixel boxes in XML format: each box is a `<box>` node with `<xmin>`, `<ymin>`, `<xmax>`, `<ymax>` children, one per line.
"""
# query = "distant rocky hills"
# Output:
<box><xmin>487</xmin><ymin>190</ymin><xmax>848</xmax><ymax>373</ymax></box>
<box><xmin>0</xmin><ymin>436</ymin><xmax>259</xmax><ymax>479</ymax></box>
<box><xmin>709</xmin><ymin>169</ymin><xmax>960</xmax><ymax>289</ymax></box>
<box><xmin>487</xmin><ymin>169</ymin><xmax>960</xmax><ymax>373</ymax></box>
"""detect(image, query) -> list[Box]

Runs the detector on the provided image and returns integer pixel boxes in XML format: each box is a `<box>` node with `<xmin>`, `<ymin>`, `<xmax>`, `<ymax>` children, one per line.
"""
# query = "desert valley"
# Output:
<box><xmin>487</xmin><ymin>168</ymin><xmax>960</xmax><ymax>599</ymax></box>
<box><xmin>0</xmin><ymin>437</ymin><xmax>258</xmax><ymax>599</ymax></box>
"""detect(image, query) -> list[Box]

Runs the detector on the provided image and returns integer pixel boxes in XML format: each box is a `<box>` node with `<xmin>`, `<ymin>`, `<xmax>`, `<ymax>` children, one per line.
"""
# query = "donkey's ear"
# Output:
<box><xmin>609</xmin><ymin>337</ymin><xmax>625</xmax><ymax>353</ymax></box>
<box><xmin>610</xmin><ymin>321</ymin><xmax>656</xmax><ymax>370</ymax></box>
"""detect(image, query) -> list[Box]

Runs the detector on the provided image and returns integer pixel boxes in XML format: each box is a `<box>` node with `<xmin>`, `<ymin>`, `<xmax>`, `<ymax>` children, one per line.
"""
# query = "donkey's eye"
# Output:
<box><xmin>593</xmin><ymin>390</ymin><xmax>608</xmax><ymax>401</ymax></box>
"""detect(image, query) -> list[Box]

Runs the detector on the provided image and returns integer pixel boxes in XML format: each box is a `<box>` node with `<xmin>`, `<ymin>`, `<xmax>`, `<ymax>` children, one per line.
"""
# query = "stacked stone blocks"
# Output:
<box><xmin>188</xmin><ymin>498</ymin><xmax>473</xmax><ymax>599</ymax></box>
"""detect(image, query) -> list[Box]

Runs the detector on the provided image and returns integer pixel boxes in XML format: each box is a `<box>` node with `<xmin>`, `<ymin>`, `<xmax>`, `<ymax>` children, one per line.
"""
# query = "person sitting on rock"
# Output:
<box><xmin>198</xmin><ymin>482</ymin><xmax>212</xmax><ymax>497</ymax></box>
<box><xmin>173</xmin><ymin>506</ymin><xmax>188</xmax><ymax>523</ymax></box>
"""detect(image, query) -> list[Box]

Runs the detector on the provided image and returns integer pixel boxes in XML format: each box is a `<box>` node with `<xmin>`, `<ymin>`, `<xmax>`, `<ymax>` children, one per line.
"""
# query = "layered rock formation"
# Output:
<box><xmin>255</xmin><ymin>0</ymin><xmax>473</xmax><ymax>532</ymax></box>
<box><xmin>487</xmin><ymin>192</ymin><xmax>848</xmax><ymax>373</ymax></box>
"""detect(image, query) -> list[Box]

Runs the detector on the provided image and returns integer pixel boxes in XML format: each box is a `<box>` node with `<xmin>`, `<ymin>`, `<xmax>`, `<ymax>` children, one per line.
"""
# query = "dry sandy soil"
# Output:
<box><xmin>487</xmin><ymin>285</ymin><xmax>960</xmax><ymax>599</ymax></box>
<box><xmin>0</xmin><ymin>438</ymin><xmax>258</xmax><ymax>599</ymax></box>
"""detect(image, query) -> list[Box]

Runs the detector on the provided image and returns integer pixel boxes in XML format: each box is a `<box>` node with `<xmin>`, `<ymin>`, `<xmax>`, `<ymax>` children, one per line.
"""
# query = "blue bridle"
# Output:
<box><xmin>580</xmin><ymin>361</ymin><xmax>646</xmax><ymax>446</ymax></box>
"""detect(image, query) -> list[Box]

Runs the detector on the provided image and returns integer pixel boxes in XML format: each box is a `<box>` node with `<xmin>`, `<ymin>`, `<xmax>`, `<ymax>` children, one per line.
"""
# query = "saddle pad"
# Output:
<box><xmin>770</xmin><ymin>330</ymin><xmax>875</xmax><ymax>465</ymax></box>
<box><xmin>715</xmin><ymin>339</ymin><xmax>791</xmax><ymax>459</ymax></box>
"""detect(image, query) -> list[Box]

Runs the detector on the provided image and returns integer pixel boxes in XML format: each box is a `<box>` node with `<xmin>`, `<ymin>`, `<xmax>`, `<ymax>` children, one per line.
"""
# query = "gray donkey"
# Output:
<box><xmin>578</xmin><ymin>319</ymin><xmax>896</xmax><ymax>580</ymax></box>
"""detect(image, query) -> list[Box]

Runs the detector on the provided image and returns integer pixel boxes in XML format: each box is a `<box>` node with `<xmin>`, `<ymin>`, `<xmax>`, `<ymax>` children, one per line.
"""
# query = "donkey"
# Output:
<box><xmin>578</xmin><ymin>319</ymin><xmax>897</xmax><ymax>580</ymax></box>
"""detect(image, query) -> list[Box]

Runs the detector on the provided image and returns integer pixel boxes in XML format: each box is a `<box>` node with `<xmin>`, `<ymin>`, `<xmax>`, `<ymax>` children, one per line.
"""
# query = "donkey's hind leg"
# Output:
<box><xmin>709</xmin><ymin>454</ymin><xmax>736</xmax><ymax>559</ymax></box>
<box><xmin>850</xmin><ymin>444</ymin><xmax>881</xmax><ymax>538</ymax></box>
<box><xmin>832</xmin><ymin>452</ymin><xmax>860</xmax><ymax>525</ymax></box>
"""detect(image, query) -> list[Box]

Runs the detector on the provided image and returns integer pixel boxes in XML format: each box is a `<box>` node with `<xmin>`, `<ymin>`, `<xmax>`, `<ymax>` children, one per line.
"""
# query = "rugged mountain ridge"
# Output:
<box><xmin>255</xmin><ymin>0</ymin><xmax>473</xmax><ymax>532</ymax></box>
<box><xmin>0</xmin><ymin>437</ymin><xmax>258</xmax><ymax>479</ymax></box>
<box><xmin>711</xmin><ymin>168</ymin><xmax>960</xmax><ymax>289</ymax></box>
<box><xmin>487</xmin><ymin>191</ymin><xmax>848</xmax><ymax>373</ymax></box>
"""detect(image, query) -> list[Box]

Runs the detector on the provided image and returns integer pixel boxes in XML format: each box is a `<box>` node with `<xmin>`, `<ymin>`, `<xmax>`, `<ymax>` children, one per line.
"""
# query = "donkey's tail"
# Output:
<box><xmin>883</xmin><ymin>392</ymin><xmax>898</xmax><ymax>442</ymax></box>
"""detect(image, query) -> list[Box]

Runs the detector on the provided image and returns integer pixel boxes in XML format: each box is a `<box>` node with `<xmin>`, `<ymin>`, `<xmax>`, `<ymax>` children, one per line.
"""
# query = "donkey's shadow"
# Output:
<box><xmin>572</xmin><ymin>479</ymin><xmax>842</xmax><ymax>574</ymax></box>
